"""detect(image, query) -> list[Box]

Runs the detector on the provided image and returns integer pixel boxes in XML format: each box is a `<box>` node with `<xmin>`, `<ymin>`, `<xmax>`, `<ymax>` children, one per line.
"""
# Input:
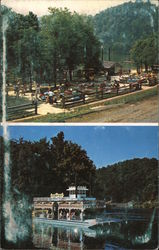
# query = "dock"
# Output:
<box><xmin>33</xmin><ymin>217</ymin><xmax>122</xmax><ymax>228</ymax></box>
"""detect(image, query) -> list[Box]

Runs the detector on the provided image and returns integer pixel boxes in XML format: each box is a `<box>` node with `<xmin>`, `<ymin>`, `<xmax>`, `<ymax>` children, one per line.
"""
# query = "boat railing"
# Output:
<box><xmin>59</xmin><ymin>203</ymin><xmax>83</xmax><ymax>209</ymax></box>
<box><xmin>33</xmin><ymin>197</ymin><xmax>96</xmax><ymax>202</ymax></box>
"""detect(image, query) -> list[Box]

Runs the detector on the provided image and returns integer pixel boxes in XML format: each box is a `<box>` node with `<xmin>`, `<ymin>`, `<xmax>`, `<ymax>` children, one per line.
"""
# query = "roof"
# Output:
<box><xmin>103</xmin><ymin>61</ymin><xmax>122</xmax><ymax>69</ymax></box>
<box><xmin>67</xmin><ymin>186</ymin><xmax>76</xmax><ymax>191</ymax></box>
<box><xmin>77</xmin><ymin>186</ymin><xmax>88</xmax><ymax>191</ymax></box>
<box><xmin>67</xmin><ymin>186</ymin><xmax>88</xmax><ymax>191</ymax></box>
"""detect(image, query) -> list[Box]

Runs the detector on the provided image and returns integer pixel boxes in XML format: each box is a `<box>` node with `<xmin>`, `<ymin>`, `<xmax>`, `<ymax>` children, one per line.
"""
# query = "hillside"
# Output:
<box><xmin>94</xmin><ymin>158</ymin><xmax>158</xmax><ymax>205</ymax></box>
<box><xmin>93</xmin><ymin>0</ymin><xmax>158</xmax><ymax>61</ymax></box>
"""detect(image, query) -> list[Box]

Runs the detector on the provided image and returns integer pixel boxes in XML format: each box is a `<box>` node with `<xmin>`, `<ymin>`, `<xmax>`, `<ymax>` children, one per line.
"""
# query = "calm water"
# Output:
<box><xmin>32</xmin><ymin>208</ymin><xmax>158</xmax><ymax>250</ymax></box>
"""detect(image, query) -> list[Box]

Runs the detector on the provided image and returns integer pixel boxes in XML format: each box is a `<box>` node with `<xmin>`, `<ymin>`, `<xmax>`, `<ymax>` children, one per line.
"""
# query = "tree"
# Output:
<box><xmin>6</xmin><ymin>11</ymin><xmax>40</xmax><ymax>86</ymax></box>
<box><xmin>93</xmin><ymin>1</ymin><xmax>158</xmax><ymax>61</ymax></box>
<box><xmin>6</xmin><ymin>132</ymin><xmax>95</xmax><ymax>198</ymax></box>
<box><xmin>130</xmin><ymin>35</ymin><xmax>158</xmax><ymax>72</ymax></box>
<box><xmin>40</xmin><ymin>8</ymin><xmax>101</xmax><ymax>83</ymax></box>
<box><xmin>95</xmin><ymin>158</ymin><xmax>158</xmax><ymax>203</ymax></box>
<box><xmin>49</xmin><ymin>131</ymin><xmax>96</xmax><ymax>194</ymax></box>
<box><xmin>1</xmin><ymin>6</ymin><xmax>101</xmax><ymax>86</ymax></box>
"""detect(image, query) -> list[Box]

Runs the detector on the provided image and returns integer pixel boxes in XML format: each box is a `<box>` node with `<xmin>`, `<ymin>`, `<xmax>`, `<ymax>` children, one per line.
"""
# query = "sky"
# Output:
<box><xmin>2</xmin><ymin>0</ymin><xmax>158</xmax><ymax>16</ymax></box>
<box><xmin>0</xmin><ymin>125</ymin><xmax>158</xmax><ymax>168</ymax></box>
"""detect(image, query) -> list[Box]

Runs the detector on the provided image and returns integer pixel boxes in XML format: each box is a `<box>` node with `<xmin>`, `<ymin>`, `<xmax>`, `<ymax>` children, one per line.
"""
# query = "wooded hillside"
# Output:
<box><xmin>95</xmin><ymin>158</ymin><xmax>158</xmax><ymax>203</ymax></box>
<box><xmin>93</xmin><ymin>0</ymin><xmax>158</xmax><ymax>61</ymax></box>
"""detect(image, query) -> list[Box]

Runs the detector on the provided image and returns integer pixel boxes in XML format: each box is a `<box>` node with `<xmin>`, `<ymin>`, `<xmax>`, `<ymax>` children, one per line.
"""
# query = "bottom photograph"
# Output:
<box><xmin>0</xmin><ymin>125</ymin><xmax>158</xmax><ymax>249</ymax></box>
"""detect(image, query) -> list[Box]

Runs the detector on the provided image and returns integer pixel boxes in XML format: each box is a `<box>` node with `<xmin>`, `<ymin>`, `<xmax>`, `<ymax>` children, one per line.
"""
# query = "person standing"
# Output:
<box><xmin>35</xmin><ymin>83</ymin><xmax>40</xmax><ymax>100</ymax></box>
<box><xmin>66</xmin><ymin>212</ymin><xmax>70</xmax><ymax>220</ymax></box>
<box><xmin>16</xmin><ymin>82</ymin><xmax>20</xmax><ymax>98</ymax></box>
<box><xmin>48</xmin><ymin>89</ymin><xmax>54</xmax><ymax>104</ymax></box>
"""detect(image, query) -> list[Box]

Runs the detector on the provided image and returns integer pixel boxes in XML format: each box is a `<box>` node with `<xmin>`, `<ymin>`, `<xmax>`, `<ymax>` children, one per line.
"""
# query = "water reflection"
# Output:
<box><xmin>33</xmin><ymin>209</ymin><xmax>158</xmax><ymax>249</ymax></box>
<box><xmin>33</xmin><ymin>222</ymin><xmax>86</xmax><ymax>249</ymax></box>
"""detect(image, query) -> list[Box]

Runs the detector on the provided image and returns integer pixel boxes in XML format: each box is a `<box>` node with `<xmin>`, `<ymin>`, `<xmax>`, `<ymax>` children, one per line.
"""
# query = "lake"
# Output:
<box><xmin>32</xmin><ymin>208</ymin><xmax>158</xmax><ymax>249</ymax></box>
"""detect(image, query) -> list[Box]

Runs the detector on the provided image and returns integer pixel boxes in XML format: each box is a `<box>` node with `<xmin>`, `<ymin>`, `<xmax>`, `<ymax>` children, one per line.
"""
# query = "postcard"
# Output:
<box><xmin>0</xmin><ymin>1</ymin><xmax>158</xmax><ymax>250</ymax></box>
<box><xmin>0</xmin><ymin>125</ymin><xmax>158</xmax><ymax>249</ymax></box>
<box><xmin>0</xmin><ymin>0</ymin><xmax>158</xmax><ymax>123</ymax></box>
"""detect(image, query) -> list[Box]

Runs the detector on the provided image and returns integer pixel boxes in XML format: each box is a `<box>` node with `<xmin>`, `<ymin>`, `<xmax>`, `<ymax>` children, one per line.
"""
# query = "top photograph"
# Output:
<box><xmin>0</xmin><ymin>0</ymin><xmax>158</xmax><ymax>123</ymax></box>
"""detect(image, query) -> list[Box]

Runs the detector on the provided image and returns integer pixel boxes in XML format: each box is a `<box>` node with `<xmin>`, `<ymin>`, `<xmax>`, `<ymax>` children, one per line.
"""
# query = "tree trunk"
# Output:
<box><xmin>53</xmin><ymin>67</ymin><xmax>57</xmax><ymax>87</ymax></box>
<box><xmin>39</xmin><ymin>68</ymin><xmax>43</xmax><ymax>84</ymax></box>
<box><xmin>28</xmin><ymin>66</ymin><xmax>32</xmax><ymax>92</ymax></box>
<box><xmin>53</xmin><ymin>56</ymin><xmax>57</xmax><ymax>87</ymax></box>
<box><xmin>69</xmin><ymin>69</ymin><xmax>72</xmax><ymax>82</ymax></box>
<box><xmin>144</xmin><ymin>62</ymin><xmax>148</xmax><ymax>73</ymax></box>
<box><xmin>137</xmin><ymin>65</ymin><xmax>140</xmax><ymax>74</ymax></box>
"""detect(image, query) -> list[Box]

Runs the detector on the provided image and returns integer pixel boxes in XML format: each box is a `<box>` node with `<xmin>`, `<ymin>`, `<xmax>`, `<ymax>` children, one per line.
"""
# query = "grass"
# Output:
<box><xmin>7</xmin><ymin>95</ymin><xmax>31</xmax><ymax>107</ymax></box>
<box><xmin>23</xmin><ymin>106</ymin><xmax>91</xmax><ymax>122</ymax></box>
<box><xmin>0</xmin><ymin>95</ymin><xmax>32</xmax><ymax>121</ymax></box>
<box><xmin>104</xmin><ymin>86</ymin><xmax>158</xmax><ymax>106</ymax></box>
<box><xmin>15</xmin><ymin>85</ymin><xmax>158</xmax><ymax>122</ymax></box>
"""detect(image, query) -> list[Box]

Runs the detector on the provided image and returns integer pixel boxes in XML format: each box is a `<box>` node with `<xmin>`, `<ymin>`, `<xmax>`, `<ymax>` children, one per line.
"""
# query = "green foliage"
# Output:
<box><xmin>40</xmin><ymin>8</ymin><xmax>101</xmax><ymax>82</ymax></box>
<box><xmin>130</xmin><ymin>34</ymin><xmax>158</xmax><ymax>71</ymax></box>
<box><xmin>1</xmin><ymin>1</ymin><xmax>158</xmax><ymax>85</ymax></box>
<box><xmin>1</xmin><ymin>132</ymin><xmax>95</xmax><ymax>197</ymax></box>
<box><xmin>5</xmin><ymin>10</ymin><xmax>40</xmax><ymax>85</ymax></box>
<box><xmin>93</xmin><ymin>1</ymin><xmax>158</xmax><ymax>61</ymax></box>
<box><xmin>0</xmin><ymin>134</ymin><xmax>157</xmax><ymax>204</ymax></box>
<box><xmin>1</xmin><ymin>6</ymin><xmax>101</xmax><ymax>85</ymax></box>
<box><xmin>94</xmin><ymin>158</ymin><xmax>158</xmax><ymax>203</ymax></box>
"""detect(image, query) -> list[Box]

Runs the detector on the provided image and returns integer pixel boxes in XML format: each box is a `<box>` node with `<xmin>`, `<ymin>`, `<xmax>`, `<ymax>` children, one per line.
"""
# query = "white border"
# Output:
<box><xmin>1</xmin><ymin>122</ymin><xmax>158</xmax><ymax>126</ymax></box>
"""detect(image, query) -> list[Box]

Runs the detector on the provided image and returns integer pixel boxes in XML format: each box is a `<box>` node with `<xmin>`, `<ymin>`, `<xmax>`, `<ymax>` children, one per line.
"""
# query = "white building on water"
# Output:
<box><xmin>33</xmin><ymin>186</ymin><xmax>96</xmax><ymax>221</ymax></box>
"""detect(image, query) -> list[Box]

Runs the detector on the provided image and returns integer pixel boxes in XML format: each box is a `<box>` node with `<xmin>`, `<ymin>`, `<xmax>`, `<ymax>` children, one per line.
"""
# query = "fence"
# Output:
<box><xmin>59</xmin><ymin>83</ymin><xmax>141</xmax><ymax>109</ymax></box>
<box><xmin>0</xmin><ymin>102</ymin><xmax>38</xmax><ymax>121</ymax></box>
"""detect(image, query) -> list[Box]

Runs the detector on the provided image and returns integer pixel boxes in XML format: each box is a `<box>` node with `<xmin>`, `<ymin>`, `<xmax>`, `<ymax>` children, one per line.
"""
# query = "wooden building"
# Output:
<box><xmin>103</xmin><ymin>61</ymin><xmax>122</xmax><ymax>76</ymax></box>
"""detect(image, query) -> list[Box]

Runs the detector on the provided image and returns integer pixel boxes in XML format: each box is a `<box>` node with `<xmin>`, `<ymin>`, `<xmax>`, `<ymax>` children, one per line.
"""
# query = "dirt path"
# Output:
<box><xmin>67</xmin><ymin>95</ymin><xmax>158</xmax><ymax>123</ymax></box>
<box><xmin>8</xmin><ymin>91</ymin><xmax>65</xmax><ymax>115</ymax></box>
<box><xmin>37</xmin><ymin>103</ymin><xmax>65</xmax><ymax>115</ymax></box>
